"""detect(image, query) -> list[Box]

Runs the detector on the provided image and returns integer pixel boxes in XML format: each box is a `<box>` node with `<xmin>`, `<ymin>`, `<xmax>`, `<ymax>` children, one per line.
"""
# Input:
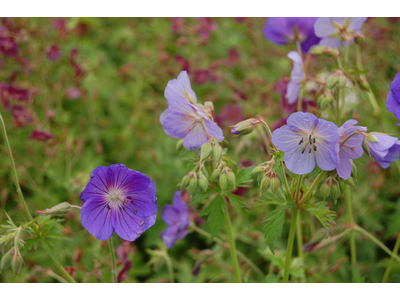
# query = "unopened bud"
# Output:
<box><xmin>320</xmin><ymin>181</ymin><xmax>331</xmax><ymax>199</ymax></box>
<box><xmin>200</xmin><ymin>143</ymin><xmax>212</xmax><ymax>161</ymax></box>
<box><xmin>199</xmin><ymin>174</ymin><xmax>208</xmax><ymax>192</ymax></box>
<box><xmin>338</xmin><ymin>72</ymin><xmax>347</xmax><ymax>88</ymax></box>
<box><xmin>310</xmin><ymin>45</ymin><xmax>339</xmax><ymax>57</ymax></box>
<box><xmin>357</xmin><ymin>76</ymin><xmax>369</xmax><ymax>91</ymax></box>
<box><xmin>318</xmin><ymin>90</ymin><xmax>334</xmax><ymax>110</ymax></box>
<box><xmin>0</xmin><ymin>248</ymin><xmax>13</xmax><ymax>271</ymax></box>
<box><xmin>11</xmin><ymin>248</ymin><xmax>23</xmax><ymax>275</ymax></box>
<box><xmin>260</xmin><ymin>176</ymin><xmax>271</xmax><ymax>194</ymax></box>
<box><xmin>354</xmin><ymin>33</ymin><xmax>365</xmax><ymax>45</ymax></box>
<box><xmin>270</xmin><ymin>177</ymin><xmax>280</xmax><ymax>193</ymax></box>
<box><xmin>345</xmin><ymin>177</ymin><xmax>356</xmax><ymax>187</ymax></box>
<box><xmin>251</xmin><ymin>166</ymin><xmax>264</xmax><ymax>175</ymax></box>
<box><xmin>181</xmin><ymin>174</ymin><xmax>191</xmax><ymax>190</ymax></box>
<box><xmin>362</xmin><ymin>138</ymin><xmax>371</xmax><ymax>157</ymax></box>
<box><xmin>211</xmin><ymin>169</ymin><xmax>220</xmax><ymax>181</ymax></box>
<box><xmin>227</xmin><ymin>170</ymin><xmax>236</xmax><ymax>188</ymax></box>
<box><xmin>351</xmin><ymin>161</ymin><xmax>357</xmax><ymax>179</ymax></box>
<box><xmin>176</xmin><ymin>139</ymin><xmax>184</xmax><ymax>152</ymax></box>
<box><xmin>339</xmin><ymin>180</ymin><xmax>347</xmax><ymax>194</ymax></box>
<box><xmin>219</xmin><ymin>173</ymin><xmax>228</xmax><ymax>190</ymax></box>
<box><xmin>231</xmin><ymin>118</ymin><xmax>258</xmax><ymax>136</ymax></box>
<box><xmin>36</xmin><ymin>202</ymin><xmax>71</xmax><ymax>217</ymax></box>
<box><xmin>188</xmin><ymin>174</ymin><xmax>198</xmax><ymax>194</ymax></box>
<box><xmin>326</xmin><ymin>74</ymin><xmax>338</xmax><ymax>89</ymax></box>
<box><xmin>212</xmin><ymin>144</ymin><xmax>223</xmax><ymax>163</ymax></box>
<box><xmin>330</xmin><ymin>179</ymin><xmax>340</xmax><ymax>200</ymax></box>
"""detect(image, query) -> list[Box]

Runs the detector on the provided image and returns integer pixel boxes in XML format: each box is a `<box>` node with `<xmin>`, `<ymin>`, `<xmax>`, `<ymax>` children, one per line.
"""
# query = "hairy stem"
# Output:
<box><xmin>382</xmin><ymin>233</ymin><xmax>400</xmax><ymax>283</ymax></box>
<box><xmin>298</xmin><ymin>172</ymin><xmax>325</xmax><ymax>206</ymax></box>
<box><xmin>163</xmin><ymin>251</ymin><xmax>175</xmax><ymax>283</ymax></box>
<box><xmin>42</xmin><ymin>243</ymin><xmax>76</xmax><ymax>283</ymax></box>
<box><xmin>224</xmin><ymin>201</ymin><xmax>242</xmax><ymax>283</ymax></box>
<box><xmin>345</xmin><ymin>189</ymin><xmax>357</xmax><ymax>276</ymax></box>
<box><xmin>283</xmin><ymin>208</ymin><xmax>299</xmax><ymax>283</ymax></box>
<box><xmin>0</xmin><ymin>112</ymin><xmax>33</xmax><ymax>221</ymax></box>
<box><xmin>108</xmin><ymin>237</ymin><xmax>117</xmax><ymax>283</ymax></box>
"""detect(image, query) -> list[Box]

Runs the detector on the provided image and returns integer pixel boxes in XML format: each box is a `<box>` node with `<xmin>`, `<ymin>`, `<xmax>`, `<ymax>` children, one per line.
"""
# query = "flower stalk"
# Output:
<box><xmin>108</xmin><ymin>237</ymin><xmax>117</xmax><ymax>283</ymax></box>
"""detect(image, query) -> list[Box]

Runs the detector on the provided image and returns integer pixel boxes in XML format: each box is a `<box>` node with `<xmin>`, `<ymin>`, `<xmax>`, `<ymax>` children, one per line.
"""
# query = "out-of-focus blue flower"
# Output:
<box><xmin>365</xmin><ymin>133</ymin><xmax>400</xmax><ymax>169</ymax></box>
<box><xmin>160</xmin><ymin>71</ymin><xmax>224</xmax><ymax>150</ymax></box>
<box><xmin>80</xmin><ymin>164</ymin><xmax>157</xmax><ymax>241</ymax></box>
<box><xmin>286</xmin><ymin>51</ymin><xmax>306</xmax><ymax>104</ymax></box>
<box><xmin>386</xmin><ymin>72</ymin><xmax>400</xmax><ymax>125</ymax></box>
<box><xmin>336</xmin><ymin>120</ymin><xmax>366</xmax><ymax>179</ymax></box>
<box><xmin>263</xmin><ymin>17</ymin><xmax>320</xmax><ymax>52</ymax></box>
<box><xmin>160</xmin><ymin>191</ymin><xmax>190</xmax><ymax>248</ymax></box>
<box><xmin>314</xmin><ymin>17</ymin><xmax>367</xmax><ymax>48</ymax></box>
<box><xmin>272</xmin><ymin>112</ymin><xmax>339</xmax><ymax>175</ymax></box>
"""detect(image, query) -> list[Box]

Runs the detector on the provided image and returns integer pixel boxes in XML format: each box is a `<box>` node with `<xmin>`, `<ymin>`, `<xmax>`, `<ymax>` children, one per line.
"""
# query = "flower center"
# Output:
<box><xmin>107</xmin><ymin>189</ymin><xmax>125</xmax><ymax>209</ymax></box>
<box><xmin>299</xmin><ymin>134</ymin><xmax>317</xmax><ymax>154</ymax></box>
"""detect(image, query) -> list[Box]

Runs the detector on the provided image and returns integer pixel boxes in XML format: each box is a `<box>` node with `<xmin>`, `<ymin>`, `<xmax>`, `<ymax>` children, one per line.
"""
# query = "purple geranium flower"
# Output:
<box><xmin>263</xmin><ymin>17</ymin><xmax>320</xmax><ymax>52</ymax></box>
<box><xmin>286</xmin><ymin>51</ymin><xmax>306</xmax><ymax>104</ymax></box>
<box><xmin>386</xmin><ymin>72</ymin><xmax>400</xmax><ymax>125</ymax></box>
<box><xmin>47</xmin><ymin>45</ymin><xmax>62</xmax><ymax>61</ymax></box>
<box><xmin>365</xmin><ymin>133</ymin><xmax>400</xmax><ymax>169</ymax></box>
<box><xmin>80</xmin><ymin>164</ymin><xmax>157</xmax><ymax>241</ymax></box>
<box><xmin>314</xmin><ymin>17</ymin><xmax>367</xmax><ymax>48</ymax></box>
<box><xmin>28</xmin><ymin>130</ymin><xmax>53</xmax><ymax>141</ymax></box>
<box><xmin>160</xmin><ymin>191</ymin><xmax>190</xmax><ymax>248</ymax></box>
<box><xmin>160</xmin><ymin>71</ymin><xmax>224</xmax><ymax>150</ymax></box>
<box><xmin>336</xmin><ymin>120</ymin><xmax>366</xmax><ymax>179</ymax></box>
<box><xmin>272</xmin><ymin>112</ymin><xmax>339</xmax><ymax>175</ymax></box>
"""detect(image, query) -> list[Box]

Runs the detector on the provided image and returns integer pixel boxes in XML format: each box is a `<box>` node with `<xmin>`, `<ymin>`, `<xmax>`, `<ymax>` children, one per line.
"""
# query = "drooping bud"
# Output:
<box><xmin>320</xmin><ymin>180</ymin><xmax>331</xmax><ymax>199</ymax></box>
<box><xmin>351</xmin><ymin>161</ymin><xmax>357</xmax><ymax>179</ymax></box>
<box><xmin>354</xmin><ymin>33</ymin><xmax>365</xmax><ymax>45</ymax></box>
<box><xmin>36</xmin><ymin>202</ymin><xmax>71</xmax><ymax>217</ymax></box>
<box><xmin>176</xmin><ymin>139</ymin><xmax>184</xmax><ymax>152</ymax></box>
<box><xmin>310</xmin><ymin>46</ymin><xmax>339</xmax><ymax>57</ymax></box>
<box><xmin>211</xmin><ymin>169</ymin><xmax>220</xmax><ymax>181</ymax></box>
<box><xmin>231</xmin><ymin>118</ymin><xmax>259</xmax><ymax>136</ymax></box>
<box><xmin>357</xmin><ymin>76</ymin><xmax>369</xmax><ymax>91</ymax></box>
<box><xmin>251</xmin><ymin>166</ymin><xmax>264</xmax><ymax>175</ymax></box>
<box><xmin>10</xmin><ymin>248</ymin><xmax>23</xmax><ymax>275</ymax></box>
<box><xmin>330</xmin><ymin>179</ymin><xmax>340</xmax><ymax>200</ymax></box>
<box><xmin>219</xmin><ymin>173</ymin><xmax>228</xmax><ymax>190</ymax></box>
<box><xmin>345</xmin><ymin>177</ymin><xmax>356</xmax><ymax>187</ymax></box>
<box><xmin>318</xmin><ymin>90</ymin><xmax>335</xmax><ymax>110</ymax></box>
<box><xmin>200</xmin><ymin>143</ymin><xmax>212</xmax><ymax>161</ymax></box>
<box><xmin>212</xmin><ymin>144</ymin><xmax>223</xmax><ymax>164</ymax></box>
<box><xmin>338</xmin><ymin>71</ymin><xmax>347</xmax><ymax>89</ymax></box>
<box><xmin>199</xmin><ymin>174</ymin><xmax>209</xmax><ymax>192</ymax></box>
<box><xmin>362</xmin><ymin>137</ymin><xmax>371</xmax><ymax>157</ymax></box>
<box><xmin>260</xmin><ymin>175</ymin><xmax>271</xmax><ymax>194</ymax></box>
<box><xmin>181</xmin><ymin>173</ymin><xmax>191</xmax><ymax>190</ymax></box>
<box><xmin>227</xmin><ymin>170</ymin><xmax>236</xmax><ymax>188</ymax></box>
<box><xmin>326</xmin><ymin>74</ymin><xmax>339</xmax><ymax>89</ymax></box>
<box><xmin>188</xmin><ymin>173</ymin><xmax>198</xmax><ymax>194</ymax></box>
<box><xmin>0</xmin><ymin>248</ymin><xmax>13</xmax><ymax>271</ymax></box>
<box><xmin>270</xmin><ymin>177</ymin><xmax>280</xmax><ymax>193</ymax></box>
<box><xmin>339</xmin><ymin>180</ymin><xmax>347</xmax><ymax>194</ymax></box>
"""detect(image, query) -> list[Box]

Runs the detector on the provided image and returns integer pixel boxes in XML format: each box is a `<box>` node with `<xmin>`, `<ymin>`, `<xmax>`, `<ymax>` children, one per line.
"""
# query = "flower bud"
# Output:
<box><xmin>211</xmin><ymin>169</ymin><xmax>220</xmax><ymax>181</ymax></box>
<box><xmin>338</xmin><ymin>72</ymin><xmax>347</xmax><ymax>89</ymax></box>
<box><xmin>260</xmin><ymin>175</ymin><xmax>271</xmax><ymax>194</ymax></box>
<box><xmin>251</xmin><ymin>166</ymin><xmax>264</xmax><ymax>175</ymax></box>
<box><xmin>212</xmin><ymin>144</ymin><xmax>223</xmax><ymax>163</ymax></box>
<box><xmin>310</xmin><ymin>45</ymin><xmax>326</xmax><ymax>55</ymax></box>
<box><xmin>36</xmin><ymin>202</ymin><xmax>71</xmax><ymax>217</ymax></box>
<box><xmin>362</xmin><ymin>137</ymin><xmax>371</xmax><ymax>157</ymax></box>
<box><xmin>176</xmin><ymin>139</ymin><xmax>184</xmax><ymax>152</ymax></box>
<box><xmin>270</xmin><ymin>177</ymin><xmax>280</xmax><ymax>193</ymax></box>
<box><xmin>345</xmin><ymin>177</ymin><xmax>356</xmax><ymax>187</ymax></box>
<box><xmin>231</xmin><ymin>118</ymin><xmax>259</xmax><ymax>136</ymax></box>
<box><xmin>320</xmin><ymin>181</ymin><xmax>331</xmax><ymax>199</ymax></box>
<box><xmin>366</xmin><ymin>133</ymin><xmax>378</xmax><ymax>143</ymax></box>
<box><xmin>339</xmin><ymin>180</ymin><xmax>347</xmax><ymax>194</ymax></box>
<box><xmin>351</xmin><ymin>161</ymin><xmax>357</xmax><ymax>179</ymax></box>
<box><xmin>326</xmin><ymin>74</ymin><xmax>338</xmax><ymax>89</ymax></box>
<box><xmin>181</xmin><ymin>173</ymin><xmax>191</xmax><ymax>189</ymax></box>
<box><xmin>227</xmin><ymin>170</ymin><xmax>236</xmax><ymax>188</ymax></box>
<box><xmin>188</xmin><ymin>173</ymin><xmax>198</xmax><ymax>194</ymax></box>
<box><xmin>200</xmin><ymin>143</ymin><xmax>212</xmax><ymax>161</ymax></box>
<box><xmin>330</xmin><ymin>179</ymin><xmax>340</xmax><ymax>200</ymax></box>
<box><xmin>0</xmin><ymin>248</ymin><xmax>13</xmax><ymax>271</ymax></box>
<box><xmin>357</xmin><ymin>76</ymin><xmax>369</xmax><ymax>91</ymax></box>
<box><xmin>318</xmin><ymin>90</ymin><xmax>334</xmax><ymax>110</ymax></box>
<box><xmin>354</xmin><ymin>33</ymin><xmax>365</xmax><ymax>45</ymax></box>
<box><xmin>11</xmin><ymin>248</ymin><xmax>23</xmax><ymax>275</ymax></box>
<box><xmin>199</xmin><ymin>174</ymin><xmax>208</xmax><ymax>191</ymax></box>
<box><xmin>219</xmin><ymin>173</ymin><xmax>228</xmax><ymax>190</ymax></box>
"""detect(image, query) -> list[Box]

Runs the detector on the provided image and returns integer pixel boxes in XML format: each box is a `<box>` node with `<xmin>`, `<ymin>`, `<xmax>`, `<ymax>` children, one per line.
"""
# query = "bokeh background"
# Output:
<box><xmin>1</xmin><ymin>17</ymin><xmax>400</xmax><ymax>283</ymax></box>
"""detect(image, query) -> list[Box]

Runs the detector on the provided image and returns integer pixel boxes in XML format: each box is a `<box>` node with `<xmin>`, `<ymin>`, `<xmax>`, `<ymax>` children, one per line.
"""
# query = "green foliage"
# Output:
<box><xmin>199</xmin><ymin>192</ymin><xmax>226</xmax><ymax>239</ymax></box>
<box><xmin>304</xmin><ymin>202</ymin><xmax>336</xmax><ymax>238</ymax></box>
<box><xmin>262</xmin><ymin>206</ymin><xmax>287</xmax><ymax>254</ymax></box>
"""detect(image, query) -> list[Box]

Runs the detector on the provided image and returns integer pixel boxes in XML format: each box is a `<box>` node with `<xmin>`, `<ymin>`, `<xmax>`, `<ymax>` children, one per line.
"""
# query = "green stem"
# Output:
<box><xmin>298</xmin><ymin>172</ymin><xmax>325</xmax><ymax>205</ymax></box>
<box><xmin>283</xmin><ymin>208</ymin><xmax>299</xmax><ymax>283</ymax></box>
<box><xmin>42</xmin><ymin>243</ymin><xmax>76</xmax><ymax>283</ymax></box>
<box><xmin>354</xmin><ymin>226</ymin><xmax>400</xmax><ymax>263</ymax></box>
<box><xmin>224</xmin><ymin>202</ymin><xmax>242</xmax><ymax>283</ymax></box>
<box><xmin>296</xmin><ymin>210</ymin><xmax>305</xmax><ymax>282</ymax></box>
<box><xmin>191</xmin><ymin>224</ymin><xmax>265</xmax><ymax>278</ymax></box>
<box><xmin>382</xmin><ymin>233</ymin><xmax>400</xmax><ymax>283</ymax></box>
<box><xmin>108</xmin><ymin>237</ymin><xmax>117</xmax><ymax>283</ymax></box>
<box><xmin>344</xmin><ymin>40</ymin><xmax>350</xmax><ymax>71</ymax></box>
<box><xmin>280</xmin><ymin>161</ymin><xmax>291</xmax><ymax>196</ymax></box>
<box><xmin>297</xmin><ymin>87</ymin><xmax>304</xmax><ymax>113</ymax></box>
<box><xmin>164</xmin><ymin>251</ymin><xmax>175</xmax><ymax>283</ymax></box>
<box><xmin>0</xmin><ymin>113</ymin><xmax>33</xmax><ymax>221</ymax></box>
<box><xmin>336</xmin><ymin>86</ymin><xmax>341</xmax><ymax>125</ymax></box>
<box><xmin>345</xmin><ymin>189</ymin><xmax>357</xmax><ymax>275</ymax></box>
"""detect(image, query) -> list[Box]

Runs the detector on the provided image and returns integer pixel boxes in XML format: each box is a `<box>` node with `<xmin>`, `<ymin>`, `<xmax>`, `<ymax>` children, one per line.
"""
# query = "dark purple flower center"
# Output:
<box><xmin>299</xmin><ymin>134</ymin><xmax>318</xmax><ymax>154</ymax></box>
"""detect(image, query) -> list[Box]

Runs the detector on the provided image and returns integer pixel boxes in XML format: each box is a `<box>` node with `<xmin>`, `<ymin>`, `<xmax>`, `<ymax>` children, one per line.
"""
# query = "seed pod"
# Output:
<box><xmin>345</xmin><ymin>177</ymin><xmax>356</xmax><ymax>187</ymax></box>
<box><xmin>260</xmin><ymin>175</ymin><xmax>271</xmax><ymax>194</ymax></box>
<box><xmin>251</xmin><ymin>166</ymin><xmax>264</xmax><ymax>175</ymax></box>
<box><xmin>11</xmin><ymin>249</ymin><xmax>23</xmax><ymax>275</ymax></box>
<box><xmin>320</xmin><ymin>181</ymin><xmax>331</xmax><ymax>199</ymax></box>
<box><xmin>339</xmin><ymin>180</ymin><xmax>347</xmax><ymax>194</ymax></box>
<box><xmin>330</xmin><ymin>179</ymin><xmax>340</xmax><ymax>200</ymax></box>
<box><xmin>211</xmin><ymin>169</ymin><xmax>220</xmax><ymax>181</ymax></box>
<box><xmin>200</xmin><ymin>143</ymin><xmax>212</xmax><ymax>161</ymax></box>
<box><xmin>219</xmin><ymin>173</ymin><xmax>228</xmax><ymax>190</ymax></box>
<box><xmin>188</xmin><ymin>174</ymin><xmax>198</xmax><ymax>194</ymax></box>
<box><xmin>36</xmin><ymin>202</ymin><xmax>71</xmax><ymax>217</ymax></box>
<box><xmin>212</xmin><ymin>144</ymin><xmax>223</xmax><ymax>163</ymax></box>
<box><xmin>176</xmin><ymin>139</ymin><xmax>184</xmax><ymax>152</ymax></box>
<box><xmin>270</xmin><ymin>177</ymin><xmax>280</xmax><ymax>193</ymax></box>
<box><xmin>0</xmin><ymin>248</ymin><xmax>13</xmax><ymax>271</ymax></box>
<box><xmin>227</xmin><ymin>170</ymin><xmax>236</xmax><ymax>188</ymax></box>
<box><xmin>180</xmin><ymin>174</ymin><xmax>191</xmax><ymax>190</ymax></box>
<box><xmin>199</xmin><ymin>174</ymin><xmax>208</xmax><ymax>192</ymax></box>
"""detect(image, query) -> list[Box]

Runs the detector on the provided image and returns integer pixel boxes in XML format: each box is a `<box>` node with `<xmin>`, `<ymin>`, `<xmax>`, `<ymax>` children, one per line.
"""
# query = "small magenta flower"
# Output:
<box><xmin>314</xmin><ymin>17</ymin><xmax>367</xmax><ymax>48</ymax></box>
<box><xmin>28</xmin><ymin>130</ymin><xmax>53</xmax><ymax>141</ymax></box>
<box><xmin>0</xmin><ymin>37</ymin><xmax>19</xmax><ymax>57</ymax></box>
<box><xmin>12</xmin><ymin>105</ymin><xmax>31</xmax><ymax>128</ymax></box>
<box><xmin>80</xmin><ymin>164</ymin><xmax>157</xmax><ymax>241</ymax></box>
<box><xmin>336</xmin><ymin>120</ymin><xmax>366</xmax><ymax>179</ymax></box>
<box><xmin>286</xmin><ymin>51</ymin><xmax>306</xmax><ymax>104</ymax></box>
<box><xmin>160</xmin><ymin>71</ymin><xmax>224</xmax><ymax>150</ymax></box>
<box><xmin>160</xmin><ymin>191</ymin><xmax>190</xmax><ymax>248</ymax></box>
<box><xmin>364</xmin><ymin>133</ymin><xmax>400</xmax><ymax>169</ymax></box>
<box><xmin>386</xmin><ymin>72</ymin><xmax>400</xmax><ymax>125</ymax></box>
<box><xmin>263</xmin><ymin>17</ymin><xmax>320</xmax><ymax>52</ymax></box>
<box><xmin>272</xmin><ymin>112</ymin><xmax>339</xmax><ymax>175</ymax></box>
<box><xmin>46</xmin><ymin>45</ymin><xmax>62</xmax><ymax>61</ymax></box>
<box><xmin>1</xmin><ymin>83</ymin><xmax>29</xmax><ymax>110</ymax></box>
